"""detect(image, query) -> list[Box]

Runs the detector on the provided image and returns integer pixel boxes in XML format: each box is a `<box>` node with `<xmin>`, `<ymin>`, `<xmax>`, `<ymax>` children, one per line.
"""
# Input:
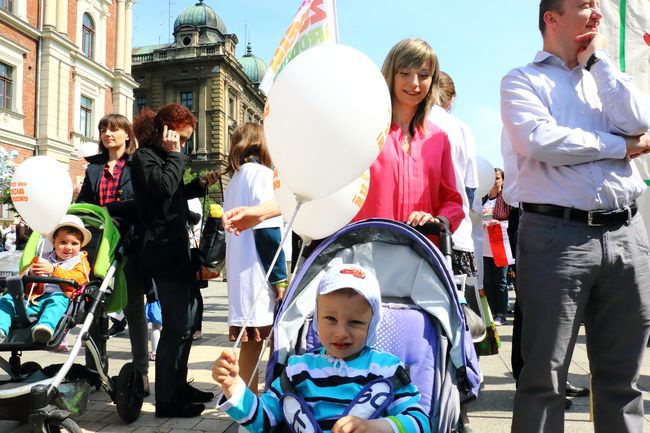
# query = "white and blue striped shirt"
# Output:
<box><xmin>219</xmin><ymin>347</ymin><xmax>431</xmax><ymax>433</ymax></box>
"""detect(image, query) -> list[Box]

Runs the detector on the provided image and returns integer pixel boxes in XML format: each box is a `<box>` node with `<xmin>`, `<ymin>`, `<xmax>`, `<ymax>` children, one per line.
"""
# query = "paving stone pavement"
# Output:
<box><xmin>2</xmin><ymin>282</ymin><xmax>650</xmax><ymax>432</ymax></box>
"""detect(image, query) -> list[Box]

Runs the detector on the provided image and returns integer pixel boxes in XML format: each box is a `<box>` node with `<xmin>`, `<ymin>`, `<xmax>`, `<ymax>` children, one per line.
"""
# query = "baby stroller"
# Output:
<box><xmin>267</xmin><ymin>218</ymin><xmax>479</xmax><ymax>433</ymax></box>
<box><xmin>0</xmin><ymin>203</ymin><xmax>144</xmax><ymax>432</ymax></box>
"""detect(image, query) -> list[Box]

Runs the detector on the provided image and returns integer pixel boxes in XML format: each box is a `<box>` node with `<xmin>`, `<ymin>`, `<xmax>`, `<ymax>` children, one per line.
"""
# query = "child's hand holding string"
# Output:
<box><xmin>29</xmin><ymin>258</ymin><xmax>54</xmax><ymax>276</ymax></box>
<box><xmin>212</xmin><ymin>349</ymin><xmax>240</xmax><ymax>398</ymax></box>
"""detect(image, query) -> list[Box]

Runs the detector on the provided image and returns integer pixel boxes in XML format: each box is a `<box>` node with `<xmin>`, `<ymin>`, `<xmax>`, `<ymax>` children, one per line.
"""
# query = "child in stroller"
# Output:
<box><xmin>0</xmin><ymin>215</ymin><xmax>91</xmax><ymax>345</ymax></box>
<box><xmin>214</xmin><ymin>263</ymin><xmax>431</xmax><ymax>433</ymax></box>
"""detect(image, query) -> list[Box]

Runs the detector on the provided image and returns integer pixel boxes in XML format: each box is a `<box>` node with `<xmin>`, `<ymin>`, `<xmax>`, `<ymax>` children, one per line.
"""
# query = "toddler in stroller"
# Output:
<box><xmin>214</xmin><ymin>263</ymin><xmax>431</xmax><ymax>433</ymax></box>
<box><xmin>0</xmin><ymin>214</ymin><xmax>91</xmax><ymax>345</ymax></box>
<box><xmin>0</xmin><ymin>203</ymin><xmax>144</xmax><ymax>432</ymax></box>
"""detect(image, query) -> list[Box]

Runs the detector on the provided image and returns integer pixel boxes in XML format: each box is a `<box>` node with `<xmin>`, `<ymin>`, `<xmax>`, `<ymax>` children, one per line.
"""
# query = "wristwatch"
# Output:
<box><xmin>585</xmin><ymin>49</ymin><xmax>606</xmax><ymax>72</ymax></box>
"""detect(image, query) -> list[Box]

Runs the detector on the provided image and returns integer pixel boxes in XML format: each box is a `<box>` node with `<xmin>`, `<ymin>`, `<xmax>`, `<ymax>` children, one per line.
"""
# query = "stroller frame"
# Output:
<box><xmin>268</xmin><ymin>219</ymin><xmax>478</xmax><ymax>433</ymax></box>
<box><xmin>0</xmin><ymin>204</ymin><xmax>143</xmax><ymax>432</ymax></box>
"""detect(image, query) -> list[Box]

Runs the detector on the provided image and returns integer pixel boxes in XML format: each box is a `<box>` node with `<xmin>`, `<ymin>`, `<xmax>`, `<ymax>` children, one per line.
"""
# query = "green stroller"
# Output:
<box><xmin>0</xmin><ymin>203</ymin><xmax>144</xmax><ymax>432</ymax></box>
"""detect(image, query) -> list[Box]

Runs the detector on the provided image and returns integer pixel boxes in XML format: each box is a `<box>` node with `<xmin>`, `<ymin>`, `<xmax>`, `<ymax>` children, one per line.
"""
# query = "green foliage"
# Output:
<box><xmin>183</xmin><ymin>167</ymin><xmax>221</xmax><ymax>217</ymax></box>
<box><xmin>0</xmin><ymin>148</ymin><xmax>18</xmax><ymax>212</ymax></box>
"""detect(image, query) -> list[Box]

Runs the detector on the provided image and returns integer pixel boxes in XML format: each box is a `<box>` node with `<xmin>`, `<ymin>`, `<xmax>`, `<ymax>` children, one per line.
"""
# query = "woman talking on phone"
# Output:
<box><xmin>131</xmin><ymin>103</ymin><xmax>218</xmax><ymax>418</ymax></box>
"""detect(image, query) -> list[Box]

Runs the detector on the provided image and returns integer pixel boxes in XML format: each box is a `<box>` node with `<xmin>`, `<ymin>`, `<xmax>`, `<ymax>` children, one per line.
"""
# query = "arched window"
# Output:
<box><xmin>82</xmin><ymin>13</ymin><xmax>95</xmax><ymax>59</ymax></box>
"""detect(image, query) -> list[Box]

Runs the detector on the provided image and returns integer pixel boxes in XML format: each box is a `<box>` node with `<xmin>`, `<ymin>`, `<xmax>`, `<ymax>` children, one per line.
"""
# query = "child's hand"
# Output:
<box><xmin>29</xmin><ymin>258</ymin><xmax>54</xmax><ymax>276</ymax></box>
<box><xmin>332</xmin><ymin>416</ymin><xmax>393</xmax><ymax>433</ymax></box>
<box><xmin>212</xmin><ymin>349</ymin><xmax>240</xmax><ymax>398</ymax></box>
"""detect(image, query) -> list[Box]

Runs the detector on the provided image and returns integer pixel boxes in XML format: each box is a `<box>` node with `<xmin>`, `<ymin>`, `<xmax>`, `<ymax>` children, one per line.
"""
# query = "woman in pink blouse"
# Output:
<box><xmin>353</xmin><ymin>38</ymin><xmax>462</xmax><ymax>231</ymax></box>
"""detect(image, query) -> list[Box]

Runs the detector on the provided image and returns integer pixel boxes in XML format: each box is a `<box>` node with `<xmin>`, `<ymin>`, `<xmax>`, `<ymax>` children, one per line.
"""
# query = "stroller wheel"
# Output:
<box><xmin>43</xmin><ymin>417</ymin><xmax>82</xmax><ymax>433</ymax></box>
<box><xmin>115</xmin><ymin>362</ymin><xmax>144</xmax><ymax>423</ymax></box>
<box><xmin>19</xmin><ymin>361</ymin><xmax>41</xmax><ymax>376</ymax></box>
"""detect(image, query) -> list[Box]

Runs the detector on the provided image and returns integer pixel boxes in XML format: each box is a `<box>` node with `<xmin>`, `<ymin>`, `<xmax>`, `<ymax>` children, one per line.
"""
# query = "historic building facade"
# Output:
<box><xmin>131</xmin><ymin>0</ymin><xmax>267</xmax><ymax>182</ymax></box>
<box><xmin>0</xmin><ymin>0</ymin><xmax>137</xmax><ymax>210</ymax></box>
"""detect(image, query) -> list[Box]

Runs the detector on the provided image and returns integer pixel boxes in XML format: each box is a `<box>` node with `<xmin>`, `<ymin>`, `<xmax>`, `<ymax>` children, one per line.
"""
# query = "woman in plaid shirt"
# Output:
<box><xmin>76</xmin><ymin>114</ymin><xmax>150</xmax><ymax>394</ymax></box>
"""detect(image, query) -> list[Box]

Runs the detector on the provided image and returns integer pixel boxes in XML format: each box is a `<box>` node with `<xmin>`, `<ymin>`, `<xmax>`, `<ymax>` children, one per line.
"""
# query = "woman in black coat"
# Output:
<box><xmin>76</xmin><ymin>114</ymin><xmax>150</xmax><ymax>393</ymax></box>
<box><xmin>131</xmin><ymin>104</ymin><xmax>218</xmax><ymax>418</ymax></box>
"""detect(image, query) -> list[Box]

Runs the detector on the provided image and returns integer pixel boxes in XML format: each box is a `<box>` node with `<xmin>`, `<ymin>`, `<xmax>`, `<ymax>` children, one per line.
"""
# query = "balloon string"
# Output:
<box><xmin>287</xmin><ymin>239</ymin><xmax>308</xmax><ymax>285</ymax></box>
<box><xmin>232</xmin><ymin>201</ymin><xmax>302</xmax><ymax>351</ymax></box>
<box><xmin>25</xmin><ymin>238</ymin><xmax>45</xmax><ymax>310</ymax></box>
<box><xmin>247</xmin><ymin>328</ymin><xmax>274</xmax><ymax>389</ymax></box>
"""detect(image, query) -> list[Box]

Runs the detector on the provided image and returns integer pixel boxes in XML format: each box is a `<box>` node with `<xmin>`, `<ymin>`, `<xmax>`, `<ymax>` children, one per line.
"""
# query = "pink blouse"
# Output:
<box><xmin>353</xmin><ymin>121</ymin><xmax>464</xmax><ymax>233</ymax></box>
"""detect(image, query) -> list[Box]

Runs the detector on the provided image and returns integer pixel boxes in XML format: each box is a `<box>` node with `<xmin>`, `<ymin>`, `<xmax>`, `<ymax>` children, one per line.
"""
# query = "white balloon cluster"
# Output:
<box><xmin>265</xmin><ymin>44</ymin><xmax>391</xmax><ymax>239</ymax></box>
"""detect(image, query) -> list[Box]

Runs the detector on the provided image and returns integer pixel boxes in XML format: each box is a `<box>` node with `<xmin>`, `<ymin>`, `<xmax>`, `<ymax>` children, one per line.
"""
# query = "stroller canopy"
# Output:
<box><xmin>275</xmin><ymin>218</ymin><xmax>467</xmax><ymax>372</ymax></box>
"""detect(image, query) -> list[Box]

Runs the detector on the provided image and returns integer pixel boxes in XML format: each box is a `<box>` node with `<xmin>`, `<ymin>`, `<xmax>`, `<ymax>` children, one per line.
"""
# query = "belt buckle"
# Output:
<box><xmin>587</xmin><ymin>211</ymin><xmax>605</xmax><ymax>227</ymax></box>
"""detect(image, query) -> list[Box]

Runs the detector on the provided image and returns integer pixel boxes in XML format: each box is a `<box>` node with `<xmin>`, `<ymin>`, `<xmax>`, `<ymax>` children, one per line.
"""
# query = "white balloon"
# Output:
<box><xmin>274</xmin><ymin>169</ymin><xmax>370</xmax><ymax>241</ymax></box>
<box><xmin>264</xmin><ymin>44</ymin><xmax>391</xmax><ymax>201</ymax></box>
<box><xmin>476</xmin><ymin>156</ymin><xmax>495</xmax><ymax>199</ymax></box>
<box><xmin>77</xmin><ymin>141</ymin><xmax>100</xmax><ymax>158</ymax></box>
<box><xmin>10</xmin><ymin>156</ymin><xmax>73</xmax><ymax>234</ymax></box>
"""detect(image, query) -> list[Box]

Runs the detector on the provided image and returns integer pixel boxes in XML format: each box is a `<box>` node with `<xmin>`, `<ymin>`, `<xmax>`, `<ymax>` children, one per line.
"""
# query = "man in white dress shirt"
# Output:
<box><xmin>500</xmin><ymin>1</ymin><xmax>650</xmax><ymax>432</ymax></box>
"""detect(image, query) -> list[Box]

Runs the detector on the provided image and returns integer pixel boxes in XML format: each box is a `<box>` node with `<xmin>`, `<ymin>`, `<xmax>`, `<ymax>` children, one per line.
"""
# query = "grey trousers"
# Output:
<box><xmin>511</xmin><ymin>212</ymin><xmax>650</xmax><ymax>433</ymax></box>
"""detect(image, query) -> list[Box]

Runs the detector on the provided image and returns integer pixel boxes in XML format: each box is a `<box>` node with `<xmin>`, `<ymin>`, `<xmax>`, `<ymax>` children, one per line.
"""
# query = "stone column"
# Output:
<box><xmin>55</xmin><ymin>0</ymin><xmax>66</xmax><ymax>34</ymax></box>
<box><xmin>44</xmin><ymin>0</ymin><xmax>57</xmax><ymax>28</ymax></box>
<box><xmin>115</xmin><ymin>0</ymin><xmax>126</xmax><ymax>70</ymax></box>
<box><xmin>124</xmin><ymin>0</ymin><xmax>134</xmax><ymax>73</ymax></box>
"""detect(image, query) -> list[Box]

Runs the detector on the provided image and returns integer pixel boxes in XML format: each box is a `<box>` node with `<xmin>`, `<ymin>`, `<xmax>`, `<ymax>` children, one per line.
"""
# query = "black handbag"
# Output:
<box><xmin>197</xmin><ymin>214</ymin><xmax>226</xmax><ymax>267</ymax></box>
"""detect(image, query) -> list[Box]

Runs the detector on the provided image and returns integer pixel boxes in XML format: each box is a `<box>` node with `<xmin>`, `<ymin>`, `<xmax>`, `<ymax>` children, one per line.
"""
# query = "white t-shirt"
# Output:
<box><xmin>428</xmin><ymin>106</ymin><xmax>478</xmax><ymax>252</ymax></box>
<box><xmin>223</xmin><ymin>163</ymin><xmax>283</xmax><ymax>327</ymax></box>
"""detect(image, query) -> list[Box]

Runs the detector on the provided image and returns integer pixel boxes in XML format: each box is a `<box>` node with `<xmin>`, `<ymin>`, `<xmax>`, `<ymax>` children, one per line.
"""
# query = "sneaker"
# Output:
<box><xmin>108</xmin><ymin>318</ymin><xmax>127</xmax><ymax>337</ymax></box>
<box><xmin>32</xmin><ymin>325</ymin><xmax>53</xmax><ymax>344</ymax></box>
<box><xmin>0</xmin><ymin>329</ymin><xmax>6</xmax><ymax>344</ymax></box>
<box><xmin>182</xmin><ymin>382</ymin><xmax>215</xmax><ymax>403</ymax></box>
<box><xmin>53</xmin><ymin>342</ymin><xmax>69</xmax><ymax>353</ymax></box>
<box><xmin>493</xmin><ymin>316</ymin><xmax>507</xmax><ymax>326</ymax></box>
<box><xmin>192</xmin><ymin>330</ymin><xmax>202</xmax><ymax>341</ymax></box>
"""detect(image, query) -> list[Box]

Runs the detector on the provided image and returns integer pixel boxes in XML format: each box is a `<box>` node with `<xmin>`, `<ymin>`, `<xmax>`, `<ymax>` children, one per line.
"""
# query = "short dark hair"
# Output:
<box><xmin>539</xmin><ymin>0</ymin><xmax>565</xmax><ymax>35</ymax></box>
<box><xmin>97</xmin><ymin>113</ymin><xmax>137</xmax><ymax>155</ymax></box>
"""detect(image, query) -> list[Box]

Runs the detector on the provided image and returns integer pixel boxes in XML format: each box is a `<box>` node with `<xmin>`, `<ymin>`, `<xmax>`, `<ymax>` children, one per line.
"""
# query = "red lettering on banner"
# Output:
<box><xmin>309</xmin><ymin>0</ymin><xmax>327</xmax><ymax>26</ymax></box>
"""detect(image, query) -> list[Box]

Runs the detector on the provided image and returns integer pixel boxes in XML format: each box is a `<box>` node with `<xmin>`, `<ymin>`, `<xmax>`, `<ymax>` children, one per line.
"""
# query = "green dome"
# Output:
<box><xmin>174</xmin><ymin>1</ymin><xmax>227</xmax><ymax>35</ymax></box>
<box><xmin>238</xmin><ymin>43</ymin><xmax>267</xmax><ymax>84</ymax></box>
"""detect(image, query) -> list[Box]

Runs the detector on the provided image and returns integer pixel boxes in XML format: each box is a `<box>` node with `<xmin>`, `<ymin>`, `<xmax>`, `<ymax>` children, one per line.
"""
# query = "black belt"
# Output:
<box><xmin>521</xmin><ymin>201</ymin><xmax>637</xmax><ymax>227</ymax></box>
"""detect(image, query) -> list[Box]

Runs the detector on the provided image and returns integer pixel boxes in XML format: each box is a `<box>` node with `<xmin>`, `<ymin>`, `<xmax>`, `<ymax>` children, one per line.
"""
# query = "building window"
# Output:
<box><xmin>80</xmin><ymin>96</ymin><xmax>93</xmax><ymax>137</ymax></box>
<box><xmin>136</xmin><ymin>96</ymin><xmax>147</xmax><ymax>113</ymax></box>
<box><xmin>82</xmin><ymin>13</ymin><xmax>95</xmax><ymax>59</ymax></box>
<box><xmin>180</xmin><ymin>91</ymin><xmax>193</xmax><ymax>111</ymax></box>
<box><xmin>0</xmin><ymin>62</ymin><xmax>12</xmax><ymax>110</ymax></box>
<box><xmin>0</xmin><ymin>0</ymin><xmax>13</xmax><ymax>12</ymax></box>
<box><xmin>228</xmin><ymin>95</ymin><xmax>235</xmax><ymax>119</ymax></box>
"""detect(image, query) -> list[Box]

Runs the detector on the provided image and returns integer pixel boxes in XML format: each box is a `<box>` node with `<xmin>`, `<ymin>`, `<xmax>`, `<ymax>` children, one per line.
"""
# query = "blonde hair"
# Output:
<box><xmin>381</xmin><ymin>38</ymin><xmax>439</xmax><ymax>136</ymax></box>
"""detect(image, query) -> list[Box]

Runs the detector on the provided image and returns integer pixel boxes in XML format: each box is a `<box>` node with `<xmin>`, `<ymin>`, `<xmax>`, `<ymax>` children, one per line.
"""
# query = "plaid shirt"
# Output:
<box><xmin>98</xmin><ymin>157</ymin><xmax>126</xmax><ymax>206</ymax></box>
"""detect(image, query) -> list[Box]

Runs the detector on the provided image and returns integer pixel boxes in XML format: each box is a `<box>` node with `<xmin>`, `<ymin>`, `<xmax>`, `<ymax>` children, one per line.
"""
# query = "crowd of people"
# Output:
<box><xmin>1</xmin><ymin>1</ymin><xmax>649</xmax><ymax>432</ymax></box>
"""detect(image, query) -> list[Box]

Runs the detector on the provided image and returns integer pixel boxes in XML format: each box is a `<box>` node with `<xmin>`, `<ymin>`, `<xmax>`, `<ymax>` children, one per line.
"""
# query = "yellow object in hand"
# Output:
<box><xmin>210</xmin><ymin>203</ymin><xmax>223</xmax><ymax>218</ymax></box>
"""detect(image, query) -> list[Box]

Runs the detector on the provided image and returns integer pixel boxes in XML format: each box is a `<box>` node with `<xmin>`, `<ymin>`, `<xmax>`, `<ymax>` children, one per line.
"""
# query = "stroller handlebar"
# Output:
<box><xmin>0</xmin><ymin>275</ymin><xmax>81</xmax><ymax>290</ymax></box>
<box><xmin>413</xmin><ymin>221</ymin><xmax>453</xmax><ymax>258</ymax></box>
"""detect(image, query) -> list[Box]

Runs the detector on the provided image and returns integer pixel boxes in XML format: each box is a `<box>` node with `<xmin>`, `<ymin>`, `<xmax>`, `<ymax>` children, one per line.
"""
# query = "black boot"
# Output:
<box><xmin>182</xmin><ymin>382</ymin><xmax>215</xmax><ymax>403</ymax></box>
<box><xmin>565</xmin><ymin>381</ymin><xmax>589</xmax><ymax>397</ymax></box>
<box><xmin>155</xmin><ymin>401</ymin><xmax>205</xmax><ymax>418</ymax></box>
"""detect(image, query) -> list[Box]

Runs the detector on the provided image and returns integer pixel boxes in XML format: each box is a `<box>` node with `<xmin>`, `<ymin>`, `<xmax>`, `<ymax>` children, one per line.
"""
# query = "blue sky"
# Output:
<box><xmin>133</xmin><ymin>1</ymin><xmax>542</xmax><ymax>168</ymax></box>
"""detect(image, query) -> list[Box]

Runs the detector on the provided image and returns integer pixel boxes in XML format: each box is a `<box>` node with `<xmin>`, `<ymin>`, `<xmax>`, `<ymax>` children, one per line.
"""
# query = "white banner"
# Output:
<box><xmin>259</xmin><ymin>0</ymin><xmax>338</xmax><ymax>95</ymax></box>
<box><xmin>602</xmin><ymin>0</ymin><xmax>650</xmax><ymax>240</ymax></box>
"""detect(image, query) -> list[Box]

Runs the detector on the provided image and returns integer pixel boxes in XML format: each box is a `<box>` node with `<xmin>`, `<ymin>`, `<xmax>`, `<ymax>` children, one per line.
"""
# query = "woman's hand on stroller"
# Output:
<box><xmin>332</xmin><ymin>416</ymin><xmax>393</xmax><ymax>433</ymax></box>
<box><xmin>406</xmin><ymin>210</ymin><xmax>439</xmax><ymax>227</ymax></box>
<box><xmin>29</xmin><ymin>258</ymin><xmax>54</xmax><ymax>276</ymax></box>
<box><xmin>213</xmin><ymin>349</ymin><xmax>240</xmax><ymax>398</ymax></box>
